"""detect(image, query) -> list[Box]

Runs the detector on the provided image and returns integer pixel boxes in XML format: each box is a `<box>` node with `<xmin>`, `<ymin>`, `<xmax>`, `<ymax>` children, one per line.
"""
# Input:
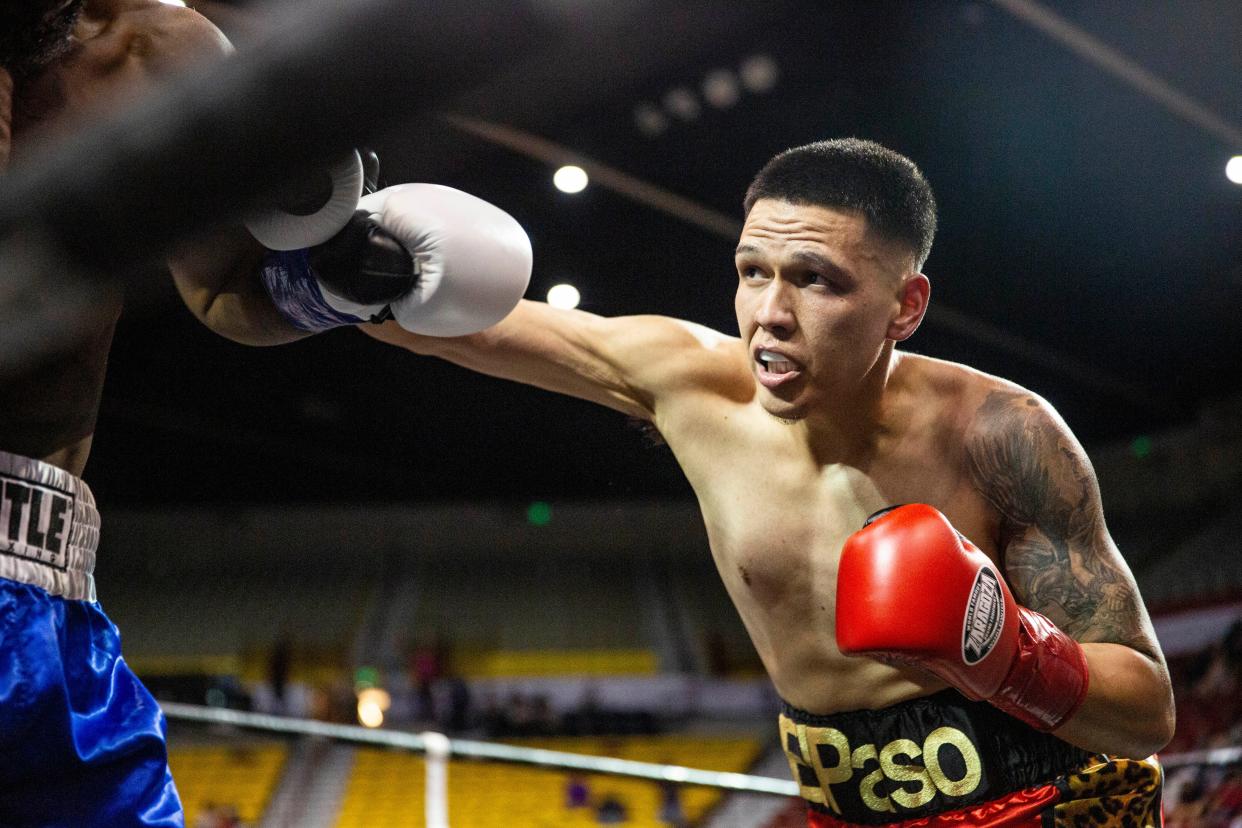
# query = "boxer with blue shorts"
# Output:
<box><xmin>3</xmin><ymin>4</ymin><xmax>532</xmax><ymax>823</ymax></box>
<box><xmin>0</xmin><ymin>451</ymin><xmax>181</xmax><ymax>827</ymax></box>
<box><xmin>2</xmin><ymin>3</ymin><xmax>239</xmax><ymax>821</ymax></box>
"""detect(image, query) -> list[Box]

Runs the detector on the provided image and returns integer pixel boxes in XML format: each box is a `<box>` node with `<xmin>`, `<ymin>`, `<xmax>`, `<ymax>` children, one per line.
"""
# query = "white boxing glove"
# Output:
<box><xmin>259</xmin><ymin>183</ymin><xmax>532</xmax><ymax>335</ymax></box>
<box><xmin>359</xmin><ymin>184</ymin><xmax>532</xmax><ymax>336</ymax></box>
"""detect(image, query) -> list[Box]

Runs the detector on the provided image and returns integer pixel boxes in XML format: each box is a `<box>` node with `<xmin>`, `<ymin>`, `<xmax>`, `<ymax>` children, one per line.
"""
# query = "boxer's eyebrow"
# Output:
<box><xmin>734</xmin><ymin>243</ymin><xmax>763</xmax><ymax>257</ymax></box>
<box><xmin>787</xmin><ymin>249</ymin><xmax>856</xmax><ymax>285</ymax></box>
<box><xmin>789</xmin><ymin>249</ymin><xmax>846</xmax><ymax>274</ymax></box>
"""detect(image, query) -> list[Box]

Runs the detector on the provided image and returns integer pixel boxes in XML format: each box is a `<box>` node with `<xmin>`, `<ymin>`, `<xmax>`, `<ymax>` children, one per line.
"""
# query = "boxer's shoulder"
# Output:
<box><xmin>103</xmin><ymin>0</ymin><xmax>232</xmax><ymax>65</ymax></box>
<box><xmin>884</xmin><ymin>353</ymin><xmax>1016</xmax><ymax>441</ymax></box>
<box><xmin>14</xmin><ymin>1</ymin><xmax>228</xmax><ymax>142</ymax></box>
<box><xmin>896</xmin><ymin>354</ymin><xmax>1057</xmax><ymax>441</ymax></box>
<box><xmin>962</xmin><ymin>377</ymin><xmax>1070</xmax><ymax>458</ymax></box>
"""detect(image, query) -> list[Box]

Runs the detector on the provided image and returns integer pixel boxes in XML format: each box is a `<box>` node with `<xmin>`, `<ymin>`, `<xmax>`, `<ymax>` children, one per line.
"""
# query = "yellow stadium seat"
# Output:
<box><xmin>334</xmin><ymin>735</ymin><xmax>761</xmax><ymax>827</ymax></box>
<box><xmin>169</xmin><ymin>744</ymin><xmax>287</xmax><ymax>827</ymax></box>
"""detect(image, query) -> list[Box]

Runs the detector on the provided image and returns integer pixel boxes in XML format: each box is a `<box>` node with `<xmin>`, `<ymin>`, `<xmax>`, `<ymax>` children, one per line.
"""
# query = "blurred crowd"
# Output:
<box><xmin>1161</xmin><ymin>620</ymin><xmax>1242</xmax><ymax>827</ymax></box>
<box><xmin>162</xmin><ymin>617</ymin><xmax>1242</xmax><ymax>826</ymax></box>
<box><xmin>190</xmin><ymin>802</ymin><xmax>244</xmax><ymax>828</ymax></box>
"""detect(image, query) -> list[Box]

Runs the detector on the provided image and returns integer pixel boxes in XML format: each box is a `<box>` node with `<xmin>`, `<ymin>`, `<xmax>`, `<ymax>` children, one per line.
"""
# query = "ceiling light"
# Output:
<box><xmin>702</xmin><ymin>69</ymin><xmax>740</xmax><ymax>109</ymax></box>
<box><xmin>553</xmin><ymin>165</ymin><xmax>588</xmax><ymax>194</ymax></box>
<box><xmin>634</xmin><ymin>102</ymin><xmax>669</xmax><ymax>137</ymax></box>
<box><xmin>662</xmin><ymin>87</ymin><xmax>701</xmax><ymax>121</ymax></box>
<box><xmin>1227</xmin><ymin>156</ymin><xmax>1242</xmax><ymax>185</ymax></box>
<box><xmin>547</xmin><ymin>283</ymin><xmax>581</xmax><ymax>310</ymax></box>
<box><xmin>739</xmin><ymin>54</ymin><xmax>779</xmax><ymax>93</ymax></box>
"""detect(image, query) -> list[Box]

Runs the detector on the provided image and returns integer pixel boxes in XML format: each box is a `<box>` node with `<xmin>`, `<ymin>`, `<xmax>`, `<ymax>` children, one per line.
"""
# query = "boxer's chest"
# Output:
<box><xmin>666</xmin><ymin>400</ymin><xmax>999</xmax><ymax>621</ymax></box>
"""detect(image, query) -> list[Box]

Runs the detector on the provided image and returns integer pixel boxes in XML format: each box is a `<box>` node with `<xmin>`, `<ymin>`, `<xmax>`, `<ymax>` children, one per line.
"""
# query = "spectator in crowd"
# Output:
<box><xmin>506</xmin><ymin>692</ymin><xmax>535</xmax><ymax>736</ymax></box>
<box><xmin>595</xmin><ymin>792</ymin><xmax>628</xmax><ymax>825</ymax></box>
<box><xmin>478</xmin><ymin>689</ymin><xmax>505</xmax><ymax>736</ymax></box>
<box><xmin>1206</xmin><ymin>767</ymin><xmax>1242</xmax><ymax>826</ymax></box>
<box><xmin>1121</xmin><ymin>617</ymin><xmax>1242</xmax><ymax>827</ymax></box>
<box><xmin>408</xmin><ymin>636</ymin><xmax>445</xmax><ymax>722</ymax></box>
<box><xmin>268</xmin><ymin>635</ymin><xmax>292</xmax><ymax>715</ymax></box>
<box><xmin>530</xmin><ymin>694</ymin><xmax>558</xmax><ymax>737</ymax></box>
<box><xmin>658</xmin><ymin>779</ymin><xmax>686</xmax><ymax>827</ymax></box>
<box><xmin>441</xmin><ymin>674</ymin><xmax>473</xmax><ymax>733</ymax></box>
<box><xmin>191</xmin><ymin>802</ymin><xmax>219</xmax><ymax>828</ymax></box>
<box><xmin>191</xmin><ymin>803</ymin><xmax>244</xmax><ymax>828</ymax></box>
<box><xmin>1163</xmin><ymin>618</ymin><xmax>1242</xmax><ymax>749</ymax></box>
<box><xmin>1167</xmin><ymin>776</ymin><xmax>1208</xmax><ymax>827</ymax></box>
<box><xmin>565</xmin><ymin>773</ymin><xmax>590</xmax><ymax>810</ymax></box>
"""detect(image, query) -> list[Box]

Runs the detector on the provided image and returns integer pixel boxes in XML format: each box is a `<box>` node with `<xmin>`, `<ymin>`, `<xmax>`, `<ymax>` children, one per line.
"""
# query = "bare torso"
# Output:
<box><xmin>656</xmin><ymin>348</ymin><xmax>1008</xmax><ymax>714</ymax></box>
<box><xmin>1</xmin><ymin>0</ymin><xmax>227</xmax><ymax>475</ymax></box>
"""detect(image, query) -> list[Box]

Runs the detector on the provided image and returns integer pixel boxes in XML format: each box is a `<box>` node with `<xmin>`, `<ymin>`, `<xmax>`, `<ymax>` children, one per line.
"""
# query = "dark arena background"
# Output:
<box><xmin>12</xmin><ymin>0</ymin><xmax>1242</xmax><ymax>826</ymax></box>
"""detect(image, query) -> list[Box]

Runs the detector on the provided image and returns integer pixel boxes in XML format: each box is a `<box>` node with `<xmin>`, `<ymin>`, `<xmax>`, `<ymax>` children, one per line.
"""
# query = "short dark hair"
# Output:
<box><xmin>743</xmin><ymin>138</ymin><xmax>937</xmax><ymax>269</ymax></box>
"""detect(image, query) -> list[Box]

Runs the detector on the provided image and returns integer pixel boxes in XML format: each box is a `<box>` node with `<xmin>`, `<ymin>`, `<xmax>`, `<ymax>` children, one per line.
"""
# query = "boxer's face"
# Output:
<box><xmin>734</xmin><ymin>199</ymin><xmax>913</xmax><ymax>421</ymax></box>
<box><xmin>0</xmin><ymin>0</ymin><xmax>86</xmax><ymax>80</ymax></box>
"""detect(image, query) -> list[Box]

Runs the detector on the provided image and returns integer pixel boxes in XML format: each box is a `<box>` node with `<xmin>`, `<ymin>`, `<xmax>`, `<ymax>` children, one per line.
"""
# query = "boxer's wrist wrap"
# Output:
<box><xmin>260</xmin><ymin>248</ymin><xmax>364</xmax><ymax>332</ymax></box>
<box><xmin>990</xmin><ymin>607</ymin><xmax>1089</xmax><ymax>731</ymax></box>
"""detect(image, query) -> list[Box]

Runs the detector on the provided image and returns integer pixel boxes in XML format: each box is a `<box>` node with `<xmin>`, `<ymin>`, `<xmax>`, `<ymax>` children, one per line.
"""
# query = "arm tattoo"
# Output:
<box><xmin>965</xmin><ymin>391</ymin><xmax>1154</xmax><ymax>654</ymax></box>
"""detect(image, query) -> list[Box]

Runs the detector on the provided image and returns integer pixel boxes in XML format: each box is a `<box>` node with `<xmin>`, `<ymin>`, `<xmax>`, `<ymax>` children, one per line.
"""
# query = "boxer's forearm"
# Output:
<box><xmin>365</xmin><ymin>301</ymin><xmax>657</xmax><ymax>418</ymax></box>
<box><xmin>169</xmin><ymin>226</ymin><xmax>309</xmax><ymax>345</ymax></box>
<box><xmin>1052</xmin><ymin>642</ymin><xmax>1174</xmax><ymax>759</ymax></box>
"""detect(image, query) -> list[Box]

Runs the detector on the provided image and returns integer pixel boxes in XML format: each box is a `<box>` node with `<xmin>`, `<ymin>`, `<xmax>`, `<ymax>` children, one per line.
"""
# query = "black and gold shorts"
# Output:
<box><xmin>780</xmin><ymin>690</ymin><xmax>1162</xmax><ymax>826</ymax></box>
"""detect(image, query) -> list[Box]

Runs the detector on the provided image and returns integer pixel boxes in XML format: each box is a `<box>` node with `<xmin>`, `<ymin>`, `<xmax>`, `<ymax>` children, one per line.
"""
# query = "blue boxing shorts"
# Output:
<box><xmin>0</xmin><ymin>451</ymin><xmax>183</xmax><ymax>827</ymax></box>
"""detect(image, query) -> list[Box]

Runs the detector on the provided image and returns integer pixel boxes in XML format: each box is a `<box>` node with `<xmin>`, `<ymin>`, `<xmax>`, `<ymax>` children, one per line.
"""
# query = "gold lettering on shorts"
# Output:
<box><xmin>923</xmin><ymin>727</ymin><xmax>983</xmax><ymax>798</ymax></box>
<box><xmin>779</xmin><ymin>715</ymin><xmax>827</xmax><ymax>807</ymax></box>
<box><xmin>879</xmin><ymin>738</ymin><xmax>936</xmax><ymax>810</ymax></box>
<box><xmin>779</xmin><ymin>716</ymin><xmax>987</xmax><ymax>816</ymax></box>
<box><xmin>851</xmin><ymin>743</ymin><xmax>895</xmax><ymax>814</ymax></box>
<box><xmin>807</xmin><ymin>726</ymin><xmax>853</xmax><ymax>814</ymax></box>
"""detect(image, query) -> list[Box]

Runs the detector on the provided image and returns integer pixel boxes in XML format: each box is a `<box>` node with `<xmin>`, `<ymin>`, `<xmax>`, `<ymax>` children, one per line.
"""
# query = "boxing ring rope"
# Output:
<box><xmin>162</xmin><ymin>701</ymin><xmax>799</xmax><ymax>828</ymax></box>
<box><xmin>161</xmin><ymin>701</ymin><xmax>799</xmax><ymax>796</ymax></box>
<box><xmin>163</xmin><ymin>700</ymin><xmax>1240</xmax><ymax>828</ymax></box>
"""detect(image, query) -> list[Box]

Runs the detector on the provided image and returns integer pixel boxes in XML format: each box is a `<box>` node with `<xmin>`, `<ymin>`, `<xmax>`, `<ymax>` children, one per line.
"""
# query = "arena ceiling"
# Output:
<box><xmin>89</xmin><ymin>0</ymin><xmax>1242</xmax><ymax>508</ymax></box>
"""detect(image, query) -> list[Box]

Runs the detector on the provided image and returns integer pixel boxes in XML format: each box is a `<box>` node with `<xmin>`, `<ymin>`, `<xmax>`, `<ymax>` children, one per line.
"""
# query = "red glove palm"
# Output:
<box><xmin>836</xmin><ymin>504</ymin><xmax>1089</xmax><ymax>732</ymax></box>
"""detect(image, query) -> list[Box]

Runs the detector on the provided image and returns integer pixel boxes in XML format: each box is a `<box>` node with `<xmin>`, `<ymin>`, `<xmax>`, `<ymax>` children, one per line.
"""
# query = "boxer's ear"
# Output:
<box><xmin>888</xmin><ymin>272</ymin><xmax>929</xmax><ymax>342</ymax></box>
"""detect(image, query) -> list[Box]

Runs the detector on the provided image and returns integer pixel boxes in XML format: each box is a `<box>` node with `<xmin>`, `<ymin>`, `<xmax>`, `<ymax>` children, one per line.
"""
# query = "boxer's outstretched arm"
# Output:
<box><xmin>364</xmin><ymin>299</ymin><xmax>745</xmax><ymax>419</ymax></box>
<box><xmin>966</xmin><ymin>390</ymin><xmax>1175</xmax><ymax>758</ymax></box>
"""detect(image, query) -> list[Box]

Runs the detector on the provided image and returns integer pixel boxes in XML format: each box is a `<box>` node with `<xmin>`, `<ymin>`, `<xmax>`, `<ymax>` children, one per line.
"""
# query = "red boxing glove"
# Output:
<box><xmin>835</xmin><ymin>504</ymin><xmax>1089</xmax><ymax>732</ymax></box>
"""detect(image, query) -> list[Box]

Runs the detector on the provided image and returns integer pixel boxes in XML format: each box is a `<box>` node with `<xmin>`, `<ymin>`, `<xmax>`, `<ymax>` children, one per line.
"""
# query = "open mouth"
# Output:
<box><xmin>754</xmin><ymin>348</ymin><xmax>803</xmax><ymax>388</ymax></box>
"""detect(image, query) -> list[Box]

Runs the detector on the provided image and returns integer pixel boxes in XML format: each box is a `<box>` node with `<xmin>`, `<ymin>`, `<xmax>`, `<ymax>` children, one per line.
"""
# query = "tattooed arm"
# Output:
<box><xmin>966</xmin><ymin>389</ymin><xmax>1174</xmax><ymax>758</ymax></box>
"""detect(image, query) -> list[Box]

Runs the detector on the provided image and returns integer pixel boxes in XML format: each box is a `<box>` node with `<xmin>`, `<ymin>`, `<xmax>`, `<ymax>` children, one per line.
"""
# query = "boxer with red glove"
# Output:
<box><xmin>836</xmin><ymin>504</ymin><xmax>1089</xmax><ymax>733</ymax></box>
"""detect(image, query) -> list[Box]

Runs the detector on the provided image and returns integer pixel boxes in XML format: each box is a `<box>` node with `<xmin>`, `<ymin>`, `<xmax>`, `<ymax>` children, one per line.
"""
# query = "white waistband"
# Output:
<box><xmin>0</xmin><ymin>451</ymin><xmax>97</xmax><ymax>601</ymax></box>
